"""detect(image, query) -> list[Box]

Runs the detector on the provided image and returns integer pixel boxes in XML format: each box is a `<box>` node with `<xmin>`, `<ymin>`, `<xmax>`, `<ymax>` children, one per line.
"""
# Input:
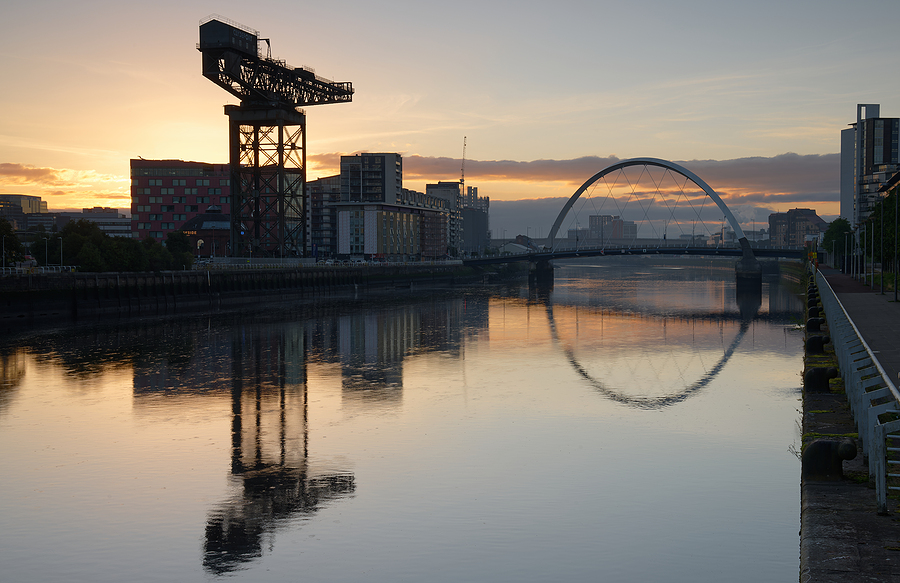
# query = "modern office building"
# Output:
<box><xmin>0</xmin><ymin>194</ymin><xmax>48</xmax><ymax>215</ymax></box>
<box><xmin>130</xmin><ymin>159</ymin><xmax>231</xmax><ymax>242</ymax></box>
<box><xmin>840</xmin><ymin>104</ymin><xmax>900</xmax><ymax>227</ymax></box>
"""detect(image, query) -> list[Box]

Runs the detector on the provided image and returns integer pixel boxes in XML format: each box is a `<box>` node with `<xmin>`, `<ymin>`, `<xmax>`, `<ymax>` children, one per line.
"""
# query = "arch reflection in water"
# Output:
<box><xmin>545</xmin><ymin>279</ymin><xmax>763</xmax><ymax>410</ymax></box>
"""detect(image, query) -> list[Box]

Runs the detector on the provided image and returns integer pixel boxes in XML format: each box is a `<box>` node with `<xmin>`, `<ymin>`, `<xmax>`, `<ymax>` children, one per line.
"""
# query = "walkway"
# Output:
<box><xmin>802</xmin><ymin>267</ymin><xmax>900</xmax><ymax>582</ymax></box>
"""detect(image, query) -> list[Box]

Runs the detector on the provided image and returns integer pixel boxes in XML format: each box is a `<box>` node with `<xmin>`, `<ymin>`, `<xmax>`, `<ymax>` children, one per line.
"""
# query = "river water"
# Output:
<box><xmin>0</xmin><ymin>259</ymin><xmax>804</xmax><ymax>582</ymax></box>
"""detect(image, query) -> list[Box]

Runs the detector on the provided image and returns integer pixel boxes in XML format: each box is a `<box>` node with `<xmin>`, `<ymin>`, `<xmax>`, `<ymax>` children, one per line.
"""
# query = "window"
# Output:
<box><xmin>161</xmin><ymin>205</ymin><xmax>175</xmax><ymax>212</ymax></box>
<box><xmin>161</xmin><ymin>188</ymin><xmax>175</xmax><ymax>195</ymax></box>
<box><xmin>185</xmin><ymin>205</ymin><xmax>198</xmax><ymax>212</ymax></box>
<box><xmin>173</xmin><ymin>179</ymin><xmax>186</xmax><ymax>186</ymax></box>
<box><xmin>185</xmin><ymin>188</ymin><xmax>198</xmax><ymax>196</ymax></box>
<box><xmin>150</xmin><ymin>231</ymin><xmax>163</xmax><ymax>239</ymax></box>
<box><xmin>148</xmin><ymin>197</ymin><xmax>162</xmax><ymax>204</ymax></box>
<box><xmin>197</xmin><ymin>179</ymin><xmax>210</xmax><ymax>186</ymax></box>
<box><xmin>135</xmin><ymin>188</ymin><xmax>151</xmax><ymax>195</ymax></box>
<box><xmin>220</xmin><ymin>179</ymin><xmax>230</xmax><ymax>186</ymax></box>
<box><xmin>209</xmin><ymin>188</ymin><xmax>221</xmax><ymax>195</ymax></box>
<box><xmin>135</xmin><ymin>205</ymin><xmax>150</xmax><ymax>212</ymax></box>
<box><xmin>149</xmin><ymin>179</ymin><xmax>162</xmax><ymax>186</ymax></box>
<box><xmin>172</xmin><ymin>196</ymin><xmax>187</xmax><ymax>204</ymax></box>
<box><xmin>161</xmin><ymin>223</ymin><xmax>175</xmax><ymax>230</ymax></box>
<box><xmin>196</xmin><ymin>196</ymin><xmax>210</xmax><ymax>204</ymax></box>
<box><xmin>173</xmin><ymin>214</ymin><xmax>187</xmax><ymax>221</ymax></box>
<box><xmin>219</xmin><ymin>197</ymin><xmax>230</xmax><ymax>204</ymax></box>
<box><xmin>149</xmin><ymin>214</ymin><xmax>163</xmax><ymax>220</ymax></box>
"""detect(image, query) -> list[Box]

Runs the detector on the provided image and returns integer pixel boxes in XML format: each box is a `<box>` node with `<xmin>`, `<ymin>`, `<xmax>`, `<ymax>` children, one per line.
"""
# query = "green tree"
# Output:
<box><xmin>0</xmin><ymin>218</ymin><xmax>26</xmax><ymax>267</ymax></box>
<box><xmin>822</xmin><ymin>217</ymin><xmax>853</xmax><ymax>260</ymax></box>
<box><xmin>74</xmin><ymin>241</ymin><xmax>107</xmax><ymax>272</ymax></box>
<box><xmin>165</xmin><ymin>230</ymin><xmax>194</xmax><ymax>269</ymax></box>
<box><xmin>143</xmin><ymin>238</ymin><xmax>173</xmax><ymax>272</ymax></box>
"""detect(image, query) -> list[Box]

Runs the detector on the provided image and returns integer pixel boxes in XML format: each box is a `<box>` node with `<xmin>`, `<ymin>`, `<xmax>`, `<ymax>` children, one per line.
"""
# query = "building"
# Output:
<box><xmin>130</xmin><ymin>159</ymin><xmax>231</xmax><ymax>242</ymax></box>
<box><xmin>57</xmin><ymin>207</ymin><xmax>131</xmax><ymax>238</ymax></box>
<box><xmin>768</xmin><ymin>208</ymin><xmax>827</xmax><ymax>247</ymax></box>
<box><xmin>425</xmin><ymin>181</ymin><xmax>463</xmax><ymax>256</ymax></box>
<box><xmin>461</xmin><ymin>186</ymin><xmax>489</xmax><ymax>256</ymax></box>
<box><xmin>840</xmin><ymin>104</ymin><xmax>900</xmax><ymax>227</ymax></box>
<box><xmin>335</xmin><ymin>153</ymin><xmax>448</xmax><ymax>261</ymax></box>
<box><xmin>588</xmin><ymin>215</ymin><xmax>637</xmax><ymax>242</ymax></box>
<box><xmin>307</xmin><ymin>175</ymin><xmax>341</xmax><ymax>259</ymax></box>
<box><xmin>0</xmin><ymin>194</ymin><xmax>47</xmax><ymax>230</ymax></box>
<box><xmin>0</xmin><ymin>194</ymin><xmax>47</xmax><ymax>215</ymax></box>
<box><xmin>179</xmin><ymin>206</ymin><xmax>230</xmax><ymax>257</ymax></box>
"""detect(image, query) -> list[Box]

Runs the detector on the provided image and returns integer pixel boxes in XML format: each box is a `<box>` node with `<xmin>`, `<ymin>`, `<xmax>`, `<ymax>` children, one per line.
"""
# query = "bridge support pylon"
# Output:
<box><xmin>735</xmin><ymin>237</ymin><xmax>762</xmax><ymax>292</ymax></box>
<box><xmin>528</xmin><ymin>259</ymin><xmax>554</xmax><ymax>289</ymax></box>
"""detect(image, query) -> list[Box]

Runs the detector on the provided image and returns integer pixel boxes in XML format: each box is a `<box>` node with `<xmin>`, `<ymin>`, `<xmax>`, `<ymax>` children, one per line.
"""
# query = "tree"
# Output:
<box><xmin>165</xmin><ymin>230</ymin><xmax>194</xmax><ymax>269</ymax></box>
<box><xmin>822</xmin><ymin>217</ymin><xmax>853</xmax><ymax>254</ymax></box>
<box><xmin>822</xmin><ymin>217</ymin><xmax>853</xmax><ymax>259</ymax></box>
<box><xmin>0</xmin><ymin>218</ymin><xmax>26</xmax><ymax>267</ymax></box>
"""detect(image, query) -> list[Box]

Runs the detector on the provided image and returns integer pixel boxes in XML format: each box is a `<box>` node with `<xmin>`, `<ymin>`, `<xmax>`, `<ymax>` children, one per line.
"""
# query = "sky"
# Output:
<box><xmin>1</xmin><ymin>0</ymin><xmax>899</xmax><ymax>238</ymax></box>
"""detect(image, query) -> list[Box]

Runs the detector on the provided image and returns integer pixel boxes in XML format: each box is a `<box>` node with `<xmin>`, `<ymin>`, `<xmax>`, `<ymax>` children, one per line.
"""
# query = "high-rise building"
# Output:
<box><xmin>130</xmin><ymin>159</ymin><xmax>231</xmax><ymax>242</ymax></box>
<box><xmin>840</xmin><ymin>104</ymin><xmax>900</xmax><ymax>227</ymax></box>
<box><xmin>340</xmin><ymin>153</ymin><xmax>402</xmax><ymax>204</ymax></box>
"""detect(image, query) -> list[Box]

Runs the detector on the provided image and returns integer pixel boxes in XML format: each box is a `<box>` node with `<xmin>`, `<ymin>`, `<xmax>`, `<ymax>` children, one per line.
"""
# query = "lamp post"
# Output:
<box><xmin>881</xmin><ymin>203</ymin><xmax>885</xmax><ymax>294</ymax></box>
<box><xmin>43</xmin><ymin>237</ymin><xmax>48</xmax><ymax>266</ymax></box>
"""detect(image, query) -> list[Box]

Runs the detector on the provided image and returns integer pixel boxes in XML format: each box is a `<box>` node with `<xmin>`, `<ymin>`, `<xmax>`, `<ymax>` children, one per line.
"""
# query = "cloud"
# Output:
<box><xmin>0</xmin><ymin>163</ymin><xmax>128</xmax><ymax>189</ymax></box>
<box><xmin>310</xmin><ymin>151</ymin><xmax>838</xmax><ymax>198</ymax></box>
<box><xmin>0</xmin><ymin>163</ymin><xmax>68</xmax><ymax>186</ymax></box>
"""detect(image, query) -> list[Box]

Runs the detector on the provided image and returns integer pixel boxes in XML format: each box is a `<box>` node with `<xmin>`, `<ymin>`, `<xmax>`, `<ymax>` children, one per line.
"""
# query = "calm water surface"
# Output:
<box><xmin>0</xmin><ymin>259</ymin><xmax>804</xmax><ymax>582</ymax></box>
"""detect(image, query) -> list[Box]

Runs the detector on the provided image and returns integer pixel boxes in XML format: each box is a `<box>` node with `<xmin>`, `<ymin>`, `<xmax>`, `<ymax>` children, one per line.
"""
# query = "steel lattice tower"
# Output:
<box><xmin>198</xmin><ymin>16</ymin><xmax>353</xmax><ymax>257</ymax></box>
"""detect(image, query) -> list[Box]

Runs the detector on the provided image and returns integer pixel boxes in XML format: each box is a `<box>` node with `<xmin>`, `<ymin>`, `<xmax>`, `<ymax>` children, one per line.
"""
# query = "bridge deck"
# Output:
<box><xmin>464</xmin><ymin>245</ymin><xmax>804</xmax><ymax>266</ymax></box>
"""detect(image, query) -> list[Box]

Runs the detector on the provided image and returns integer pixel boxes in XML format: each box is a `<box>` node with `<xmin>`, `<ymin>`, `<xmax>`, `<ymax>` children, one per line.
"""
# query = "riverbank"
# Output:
<box><xmin>0</xmin><ymin>263</ymin><xmax>527</xmax><ymax>326</ymax></box>
<box><xmin>800</xmin><ymin>267</ymin><xmax>900</xmax><ymax>582</ymax></box>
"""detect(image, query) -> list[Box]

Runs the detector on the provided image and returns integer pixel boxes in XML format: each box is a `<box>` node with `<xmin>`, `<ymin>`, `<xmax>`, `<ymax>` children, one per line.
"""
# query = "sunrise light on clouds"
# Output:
<box><xmin>1</xmin><ymin>0</ymin><xmax>898</xmax><ymax>226</ymax></box>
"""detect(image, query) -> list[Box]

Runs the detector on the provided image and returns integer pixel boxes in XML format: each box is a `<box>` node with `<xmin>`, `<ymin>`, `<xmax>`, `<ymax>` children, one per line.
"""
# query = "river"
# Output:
<box><xmin>0</xmin><ymin>258</ymin><xmax>804</xmax><ymax>582</ymax></box>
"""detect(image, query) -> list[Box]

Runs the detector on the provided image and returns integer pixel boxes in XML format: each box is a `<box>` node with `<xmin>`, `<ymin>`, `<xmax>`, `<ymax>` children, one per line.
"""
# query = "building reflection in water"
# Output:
<box><xmin>0</xmin><ymin>348</ymin><xmax>26</xmax><ymax>416</ymax></box>
<box><xmin>122</xmin><ymin>296</ymin><xmax>489</xmax><ymax>574</ymax></box>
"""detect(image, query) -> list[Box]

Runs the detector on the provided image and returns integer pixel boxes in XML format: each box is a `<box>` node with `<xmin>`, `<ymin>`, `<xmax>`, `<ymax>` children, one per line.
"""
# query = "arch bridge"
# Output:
<box><xmin>463</xmin><ymin>157</ymin><xmax>804</xmax><ymax>275</ymax></box>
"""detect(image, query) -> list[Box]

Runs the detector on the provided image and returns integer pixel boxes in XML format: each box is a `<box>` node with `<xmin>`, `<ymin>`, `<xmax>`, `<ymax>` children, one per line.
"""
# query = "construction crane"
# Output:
<box><xmin>460</xmin><ymin>136</ymin><xmax>467</xmax><ymax>185</ymax></box>
<box><xmin>198</xmin><ymin>15</ymin><xmax>353</xmax><ymax>258</ymax></box>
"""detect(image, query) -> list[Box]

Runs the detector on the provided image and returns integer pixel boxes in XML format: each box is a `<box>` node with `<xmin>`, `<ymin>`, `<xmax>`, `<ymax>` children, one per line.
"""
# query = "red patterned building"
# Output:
<box><xmin>130</xmin><ymin>159</ymin><xmax>232</xmax><ymax>242</ymax></box>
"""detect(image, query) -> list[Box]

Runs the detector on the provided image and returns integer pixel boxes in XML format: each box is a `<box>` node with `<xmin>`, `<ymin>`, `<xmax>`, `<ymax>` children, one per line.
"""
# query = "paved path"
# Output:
<box><xmin>820</xmin><ymin>267</ymin><xmax>900</xmax><ymax>384</ymax></box>
<box><xmin>801</xmin><ymin>267</ymin><xmax>900</xmax><ymax>582</ymax></box>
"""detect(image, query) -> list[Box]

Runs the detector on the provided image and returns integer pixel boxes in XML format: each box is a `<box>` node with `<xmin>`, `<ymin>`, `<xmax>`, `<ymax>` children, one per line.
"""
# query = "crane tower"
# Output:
<box><xmin>198</xmin><ymin>16</ymin><xmax>353</xmax><ymax>258</ymax></box>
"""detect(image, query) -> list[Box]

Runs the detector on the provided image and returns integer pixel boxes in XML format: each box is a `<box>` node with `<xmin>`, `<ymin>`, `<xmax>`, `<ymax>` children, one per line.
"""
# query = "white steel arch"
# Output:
<box><xmin>547</xmin><ymin>157</ymin><xmax>747</xmax><ymax>250</ymax></box>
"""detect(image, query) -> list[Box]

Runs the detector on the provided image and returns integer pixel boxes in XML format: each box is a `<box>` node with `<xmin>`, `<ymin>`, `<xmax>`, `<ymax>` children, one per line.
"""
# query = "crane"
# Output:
<box><xmin>198</xmin><ymin>16</ymin><xmax>354</xmax><ymax>258</ymax></box>
<box><xmin>460</xmin><ymin>136</ymin><xmax>467</xmax><ymax>185</ymax></box>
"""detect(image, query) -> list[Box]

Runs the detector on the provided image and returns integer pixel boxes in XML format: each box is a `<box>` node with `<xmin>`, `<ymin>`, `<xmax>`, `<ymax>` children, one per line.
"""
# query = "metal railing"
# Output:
<box><xmin>816</xmin><ymin>269</ymin><xmax>900</xmax><ymax>513</ymax></box>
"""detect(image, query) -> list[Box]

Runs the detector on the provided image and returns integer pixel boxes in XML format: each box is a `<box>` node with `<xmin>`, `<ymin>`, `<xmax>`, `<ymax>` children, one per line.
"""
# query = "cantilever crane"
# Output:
<box><xmin>198</xmin><ymin>16</ymin><xmax>353</xmax><ymax>258</ymax></box>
